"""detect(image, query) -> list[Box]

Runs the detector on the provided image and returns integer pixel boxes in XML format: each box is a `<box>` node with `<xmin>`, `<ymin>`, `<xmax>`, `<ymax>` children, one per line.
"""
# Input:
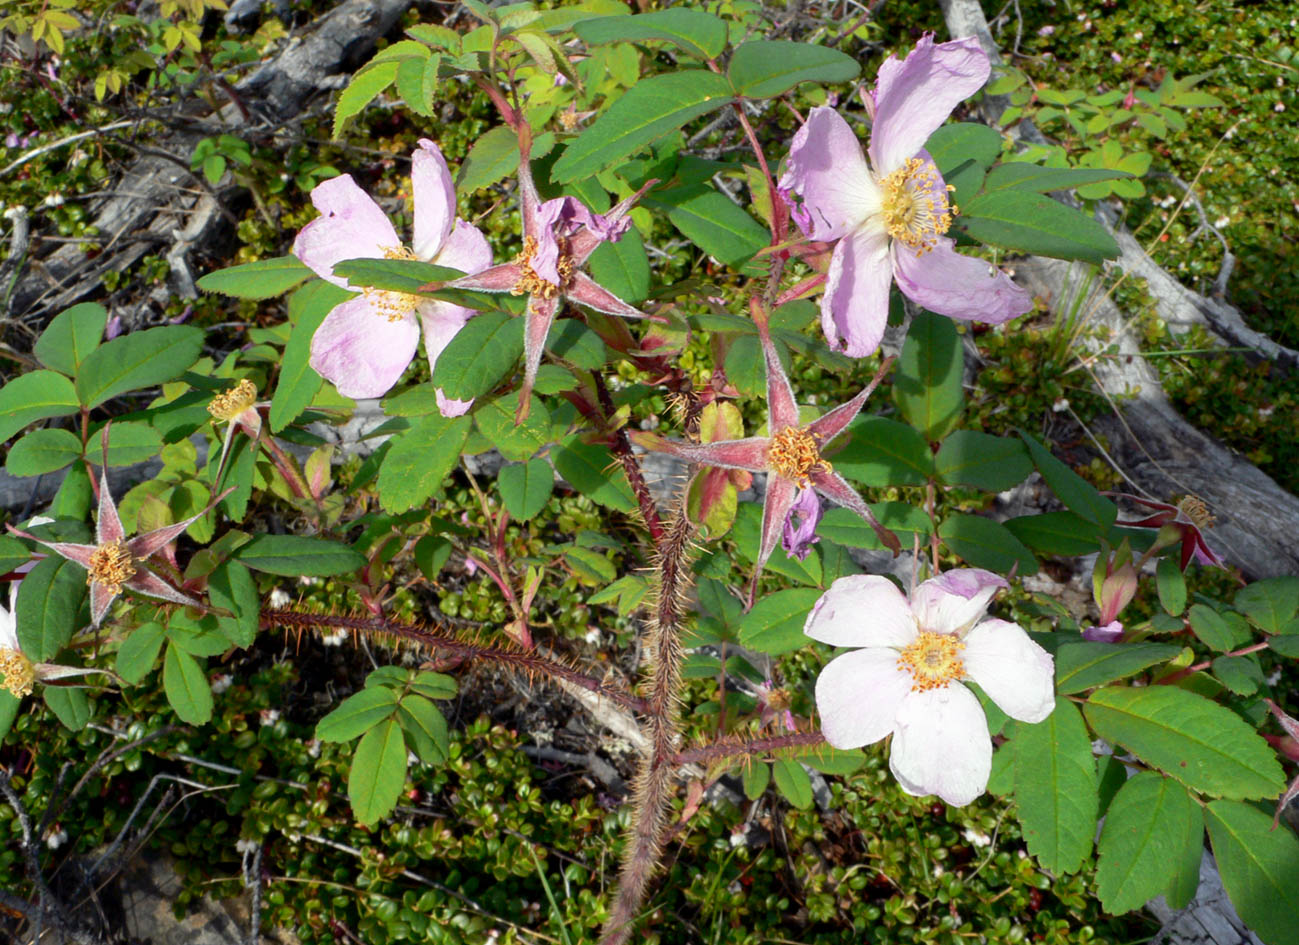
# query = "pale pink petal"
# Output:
<box><xmin>95</xmin><ymin>467</ymin><xmax>124</xmax><ymax>545</ymax></box>
<box><xmin>292</xmin><ymin>175</ymin><xmax>397</xmax><ymax>287</ymax></box>
<box><xmin>435</xmin><ymin>220</ymin><xmax>493</xmax><ymax>275</ymax></box>
<box><xmin>869</xmin><ymin>35</ymin><xmax>990</xmax><ymax>175</ymax></box>
<box><xmin>411</xmin><ymin>139</ymin><xmax>456</xmax><ymax>260</ymax></box>
<box><xmin>816</xmin><ymin>648</ymin><xmax>914</xmax><ymax>749</ymax></box>
<box><xmin>805</xmin><ymin>574</ymin><xmax>916</xmax><ymax>649</ymax></box>
<box><xmin>759</xmin><ymin>319</ymin><xmax>800</xmax><ymax>433</ymax></box>
<box><xmin>570</xmin><ymin>180</ymin><xmax>654</xmax><ymax>264</ymax></box>
<box><xmin>435</xmin><ymin>390</ymin><xmax>474</xmax><ymax>418</ymax></box>
<box><xmin>892</xmin><ymin>238</ymin><xmax>1033</xmax><ymax>324</ymax></box>
<box><xmin>822</xmin><ymin>228</ymin><xmax>893</xmax><ymax>358</ymax></box>
<box><xmin>963</xmin><ymin>618</ymin><xmax>1055</xmax><ymax>723</ymax></box>
<box><xmin>567</xmin><ymin>272</ymin><xmax>646</xmax><ymax>320</ymax></box>
<box><xmin>532</xmin><ymin>198</ymin><xmax>568</xmax><ymax>286</ymax></box>
<box><xmin>911</xmin><ymin>569</ymin><xmax>1007</xmax><ymax>635</ymax></box>
<box><xmin>889</xmin><ymin>684</ymin><xmax>992</xmax><ymax>806</ymax></box>
<box><xmin>781</xmin><ymin>106</ymin><xmax>880</xmax><ymax>242</ymax></box>
<box><xmin>309</xmin><ymin>295</ymin><xmax>420</xmax><ymax>399</ymax></box>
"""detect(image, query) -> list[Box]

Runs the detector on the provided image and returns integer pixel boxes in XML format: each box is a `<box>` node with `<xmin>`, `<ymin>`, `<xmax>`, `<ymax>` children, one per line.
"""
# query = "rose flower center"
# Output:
<box><xmin>511</xmin><ymin>235</ymin><xmax>575</xmax><ymax>301</ymax></box>
<box><xmin>767</xmin><ymin>427</ymin><xmax>830</xmax><ymax>487</ymax></box>
<box><xmin>1177</xmin><ymin>495</ymin><xmax>1215</xmax><ymax>530</ymax></box>
<box><xmin>88</xmin><ymin>539</ymin><xmax>136</xmax><ymax>595</ymax></box>
<box><xmin>207</xmin><ymin>378</ymin><xmax>258</xmax><ymax>421</ymax></box>
<box><xmin>879</xmin><ymin>157</ymin><xmax>955</xmax><ymax>255</ymax></box>
<box><xmin>0</xmin><ymin>648</ymin><xmax>35</xmax><ymax>698</ymax></box>
<box><xmin>362</xmin><ymin>246</ymin><xmax>424</xmax><ymax>323</ymax></box>
<box><xmin>897</xmin><ymin>630</ymin><xmax>966</xmax><ymax>692</ymax></box>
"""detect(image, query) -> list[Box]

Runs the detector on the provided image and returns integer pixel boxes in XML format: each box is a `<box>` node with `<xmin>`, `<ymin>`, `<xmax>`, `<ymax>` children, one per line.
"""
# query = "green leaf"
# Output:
<box><xmin>926</xmin><ymin>123</ymin><xmax>1003</xmax><ymax>175</ymax></box>
<box><xmin>413</xmin><ymin>535</ymin><xmax>452</xmax><ymax>581</ymax></box>
<box><xmin>1205</xmin><ymin>800</ymin><xmax>1299</xmax><ymax>945</ymax></box>
<box><xmin>317</xmin><ymin>687</ymin><xmax>399</xmax><ymax>742</ymax></box>
<box><xmin>0</xmin><ymin>536</ymin><xmax>31</xmax><ymax>574</ymax></box>
<box><xmin>796</xmin><ymin>743</ymin><xmax>866</xmax><ymax>776</ymax></box>
<box><xmin>15</xmin><ymin>555</ymin><xmax>87</xmax><ymax>661</ymax></box>
<box><xmin>333</xmin><ymin>61</ymin><xmax>399</xmax><ymax>138</ymax></box>
<box><xmin>163</xmin><ymin>644</ymin><xmax>213</xmax><ymax>725</ymax></box>
<box><xmin>1055</xmin><ymin>641</ymin><xmax>1182</xmax><ymax>695</ymax></box>
<box><xmin>116</xmin><ymin>621</ymin><xmax>167</xmax><ymax>685</ymax></box>
<box><xmin>49</xmin><ymin>459</ymin><xmax>92</xmax><ymax>520</ymax></box>
<box><xmin>1234</xmin><ymin>577</ymin><xmax>1299</xmax><ymax>634</ymax></box>
<box><xmin>546</xmin><ymin>318</ymin><xmax>606</xmax><ymax>369</ymax></box>
<box><xmin>499</xmin><ymin>458</ymin><xmax>553</xmax><ymax>521</ymax></box>
<box><xmin>456</xmin><ymin>125</ymin><xmax>557</xmax><ymax>194</ymax></box>
<box><xmin>1212</xmin><ymin>655</ymin><xmax>1265</xmax><ymax>696</ymax></box>
<box><xmin>893</xmin><ymin>311</ymin><xmax>963</xmax><ymax>441</ymax></box>
<box><xmin>1155</xmin><ymin>557</ymin><xmax>1187</xmax><ymax>616</ymax></box>
<box><xmin>34</xmin><ymin>302</ymin><xmax>106</xmax><ymax>375</ymax></box>
<box><xmin>1017</xmin><ymin>432</ymin><xmax>1117</xmax><ymax>529</ymax></box>
<box><xmin>983</xmin><ymin>163</ymin><xmax>1134</xmax><ymax>193</ymax></box>
<box><xmin>5</xmin><ymin>428</ymin><xmax>82</xmax><ymax>477</ymax></box>
<box><xmin>938</xmin><ymin>513</ymin><xmax>1037</xmax><ymax>575</ymax></box>
<box><xmin>551</xmin><ymin>72</ymin><xmax>734</xmax><ymax>183</ymax></box>
<box><xmin>738</xmin><ymin>587</ymin><xmax>822</xmax><ymax>655</ymax></box>
<box><xmin>816</xmin><ymin>503</ymin><xmax>930</xmax><ymax>551</ymax></box>
<box><xmin>574</xmin><ymin>9</ymin><xmax>726</xmax><ymax>59</ymax></box>
<box><xmin>723</xmin><ymin>334</ymin><xmax>771</xmax><ymax>398</ymax></box>
<box><xmin>473</xmin><ymin>393</ymin><xmax>551</xmax><ymax>461</ymax></box>
<box><xmin>826</xmin><ymin>416</ymin><xmax>933</xmax><ymax>487</ymax></box>
<box><xmin>646</xmin><ymin>184</ymin><xmax>768</xmax><ymax>270</ymax></box>
<box><xmin>93</xmin><ymin>421</ymin><xmax>163</xmax><ymax>467</ymax></box>
<box><xmin>588</xmin><ymin>225</ymin><xmax>650</xmax><ymax>305</ymax></box>
<box><xmin>552</xmin><ymin>436</ymin><xmax>636</xmax><ymax>513</ymax></box>
<box><xmin>1187</xmin><ymin>603</ymin><xmax>1237</xmax><ymax>652</ymax></box>
<box><xmin>75</xmin><ymin>326</ymin><xmax>204</xmax><ymax>409</ymax></box>
<box><xmin>348</xmin><ymin>719</ymin><xmax>408</xmax><ymax>825</ymax></box>
<box><xmin>272</xmin><ymin>280</ymin><xmax>350</xmax><ymax>432</ymax></box>
<box><xmin>1012</xmin><ymin>698</ymin><xmax>1098</xmax><ymax>874</ymax></box>
<box><xmin>0</xmin><ymin>692</ymin><xmax>19</xmax><ymax>740</ymax></box>
<box><xmin>165</xmin><ymin>612</ymin><xmax>233</xmax><ymax>657</ymax></box>
<box><xmin>0</xmin><ymin>370</ymin><xmax>80</xmax><ymax>446</ymax></box>
<box><xmin>770</xmin><ymin>757</ymin><xmax>814</xmax><ymax>810</ymax></box>
<box><xmin>961</xmin><ymin>191</ymin><xmax>1120</xmax><ymax>264</ymax></box>
<box><xmin>1003</xmin><ymin>511</ymin><xmax>1102</xmax><ymax>556</ymax></box>
<box><xmin>727</xmin><ymin>40</ymin><xmax>859</xmax><ymax>99</ymax></box>
<box><xmin>397</xmin><ymin>694</ymin><xmax>449</xmax><ymax>764</ymax></box>
<box><xmin>332</xmin><ymin>257</ymin><xmax>465</xmax><ymax>295</ymax></box>
<box><xmin>376</xmin><ymin>413</ymin><xmax>472</xmax><ymax>513</ymax></box>
<box><xmin>208</xmin><ymin>560</ymin><xmax>259</xmax><ymax>648</ymax></box>
<box><xmin>196</xmin><ymin>255</ymin><xmax>312</xmax><ymax>299</ymax></box>
<box><xmin>410</xmin><ymin>671</ymin><xmax>457</xmax><ymax>701</ymax></box>
<box><xmin>1095</xmin><ymin>772</ymin><xmax>1203</xmax><ymax>914</ymax></box>
<box><xmin>934</xmin><ymin>431</ymin><xmax>1032</xmax><ymax>491</ymax></box>
<box><xmin>234</xmin><ymin>535</ymin><xmax>366</xmax><ymax>577</ymax></box>
<box><xmin>43</xmin><ymin>686</ymin><xmax>91</xmax><ymax>731</ymax></box>
<box><xmin>431</xmin><ymin>312</ymin><xmax>525</xmax><ymax>401</ymax></box>
<box><xmin>1083</xmin><ymin>686</ymin><xmax>1284</xmax><ymax>799</ymax></box>
<box><xmin>742</xmin><ymin>761</ymin><xmax>770</xmax><ymax>799</ymax></box>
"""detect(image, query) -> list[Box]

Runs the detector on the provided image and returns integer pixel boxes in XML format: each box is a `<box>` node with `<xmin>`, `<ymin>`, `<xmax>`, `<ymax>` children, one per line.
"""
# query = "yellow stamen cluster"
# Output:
<box><xmin>361</xmin><ymin>246</ymin><xmax>423</xmax><ymax>323</ymax></box>
<box><xmin>897</xmin><ymin>631</ymin><xmax>966</xmax><ymax>692</ymax></box>
<box><xmin>88</xmin><ymin>539</ymin><xmax>136</xmax><ymax>594</ymax></box>
<box><xmin>511</xmin><ymin>235</ymin><xmax>575</xmax><ymax>302</ymax></box>
<box><xmin>207</xmin><ymin>378</ymin><xmax>258</xmax><ymax>421</ymax></box>
<box><xmin>0</xmin><ymin>648</ymin><xmax>35</xmax><ymax>698</ymax></box>
<box><xmin>767</xmin><ymin>427</ymin><xmax>830</xmax><ymax>487</ymax></box>
<box><xmin>1177</xmin><ymin>495</ymin><xmax>1215</xmax><ymax>530</ymax></box>
<box><xmin>879</xmin><ymin>157</ymin><xmax>955</xmax><ymax>255</ymax></box>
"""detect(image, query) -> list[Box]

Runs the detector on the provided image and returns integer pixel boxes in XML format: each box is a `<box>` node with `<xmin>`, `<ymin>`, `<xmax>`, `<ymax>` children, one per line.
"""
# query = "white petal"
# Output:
<box><xmin>815</xmin><ymin>649</ymin><xmax>913</xmax><ymax>749</ymax></box>
<box><xmin>805</xmin><ymin>574</ymin><xmax>916</xmax><ymax>649</ymax></box>
<box><xmin>0</xmin><ymin>589</ymin><xmax>18</xmax><ymax>650</ymax></box>
<box><xmin>910</xmin><ymin>568</ymin><xmax>1007</xmax><ymax>635</ymax></box>
<box><xmin>963</xmin><ymin>618</ymin><xmax>1056</xmax><ymax>723</ymax></box>
<box><xmin>889</xmin><ymin>685</ymin><xmax>991</xmax><ymax>807</ymax></box>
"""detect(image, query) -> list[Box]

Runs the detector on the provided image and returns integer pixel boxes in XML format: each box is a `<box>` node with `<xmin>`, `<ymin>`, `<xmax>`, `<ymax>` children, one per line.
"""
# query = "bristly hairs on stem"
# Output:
<box><xmin>600</xmin><ymin>497</ymin><xmax>697</xmax><ymax>945</ymax></box>
<box><xmin>262</xmin><ymin>608</ymin><xmax>648</xmax><ymax>714</ymax></box>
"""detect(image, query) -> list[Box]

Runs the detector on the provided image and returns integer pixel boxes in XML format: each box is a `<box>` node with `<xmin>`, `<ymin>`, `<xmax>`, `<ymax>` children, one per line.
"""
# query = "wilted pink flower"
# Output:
<box><xmin>782</xmin><ymin>485</ymin><xmax>823</xmax><ymax>561</ymax></box>
<box><xmin>781</xmin><ymin>35</ymin><xmax>1033</xmax><ymax>356</ymax></box>
<box><xmin>1112</xmin><ymin>493</ymin><xmax>1224</xmax><ymax>571</ymax></box>
<box><xmin>293</xmin><ymin>139</ymin><xmax>491</xmax><ymax>409</ymax></box>
<box><xmin>1082</xmin><ymin>620</ymin><xmax>1124</xmax><ymax>643</ymax></box>
<box><xmin>440</xmin><ymin>135</ymin><xmax>651</xmax><ymax>421</ymax></box>
<box><xmin>807</xmin><ymin>570</ymin><xmax>1054</xmax><ymax>806</ymax></box>
<box><xmin>632</xmin><ymin>316</ymin><xmax>899</xmax><ymax>597</ymax></box>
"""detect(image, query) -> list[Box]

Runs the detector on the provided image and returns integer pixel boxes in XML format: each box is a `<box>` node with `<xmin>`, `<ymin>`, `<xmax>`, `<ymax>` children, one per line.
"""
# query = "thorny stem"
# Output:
<box><xmin>600</xmin><ymin>504</ymin><xmax>695</xmax><ymax>945</ymax></box>
<box><xmin>261</xmin><ymin>609</ymin><xmax>648</xmax><ymax>714</ymax></box>
<box><xmin>673</xmin><ymin>730</ymin><xmax>825</xmax><ymax>766</ymax></box>
<box><xmin>592</xmin><ymin>371</ymin><xmax>666</xmax><ymax>544</ymax></box>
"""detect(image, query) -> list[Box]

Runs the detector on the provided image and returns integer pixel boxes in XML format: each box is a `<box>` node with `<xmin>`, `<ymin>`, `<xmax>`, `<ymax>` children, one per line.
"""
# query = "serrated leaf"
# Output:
<box><xmin>44</xmin><ymin>686</ymin><xmax>91</xmax><ymax>731</ymax></box>
<box><xmin>376</xmin><ymin>413</ymin><xmax>472</xmax><ymax>514</ymax></box>
<box><xmin>5</xmin><ymin>428</ymin><xmax>82</xmax><ymax>477</ymax></box>
<box><xmin>551</xmin><ymin>436</ymin><xmax>636</xmax><ymax>512</ymax></box>
<box><xmin>727</xmin><ymin>40</ymin><xmax>859</xmax><ymax>99</ymax></box>
<box><xmin>645</xmin><ymin>183</ymin><xmax>768</xmax><ymax>270</ymax></box>
<box><xmin>333</xmin><ymin>61</ymin><xmax>399</xmax><ymax>138</ymax></box>
<box><xmin>348</xmin><ymin>719</ymin><xmax>408</xmax><ymax>825</ymax></box>
<box><xmin>1012</xmin><ymin>698</ymin><xmax>1098</xmax><ymax>873</ymax></box>
<box><xmin>934</xmin><ymin>430</ymin><xmax>1032</xmax><ymax>491</ymax></box>
<box><xmin>1187</xmin><ymin>603</ymin><xmax>1237</xmax><ymax>652</ymax></box>
<box><xmin>828</xmin><ymin>416</ymin><xmax>933</xmax><ymax>487</ymax></box>
<box><xmin>1017</xmin><ymin>431</ymin><xmax>1117</xmax><ymax>529</ymax></box>
<box><xmin>1095</xmin><ymin>772</ymin><xmax>1202</xmax><ymax>914</ymax></box>
<box><xmin>588</xmin><ymin>225</ymin><xmax>650</xmax><ymax>304</ymax></box>
<box><xmin>573</xmin><ymin>9</ymin><xmax>727</xmax><ymax>60</ymax></box>
<box><xmin>0</xmin><ymin>536</ymin><xmax>31</xmax><ymax>574</ymax></box>
<box><xmin>738</xmin><ymin>587</ymin><xmax>822</xmax><ymax>655</ymax></box>
<box><xmin>456</xmin><ymin>125</ymin><xmax>557</xmax><ymax>194</ymax></box>
<box><xmin>1154</xmin><ymin>556</ymin><xmax>1188</xmax><ymax>616</ymax></box>
<box><xmin>1205</xmin><ymin>800</ymin><xmax>1299</xmax><ymax>945</ymax></box>
<box><xmin>742</xmin><ymin>761</ymin><xmax>770</xmax><ymax>799</ymax></box>
<box><xmin>551</xmin><ymin>71</ymin><xmax>733</xmax><ymax>183</ymax></box>
<box><xmin>0</xmin><ymin>370</ymin><xmax>80</xmax><ymax>446</ymax></box>
<box><xmin>961</xmin><ymin>191</ymin><xmax>1120</xmax><ymax>264</ymax></box>
<box><xmin>317</xmin><ymin>687</ymin><xmax>399</xmax><ymax>742</ymax></box>
<box><xmin>234</xmin><ymin>535</ymin><xmax>366</xmax><ymax>577</ymax></box>
<box><xmin>397</xmin><ymin>694</ymin><xmax>449</xmax><ymax>764</ymax></box>
<box><xmin>816</xmin><ymin>503</ymin><xmax>930</xmax><ymax>550</ymax></box>
<box><xmin>75</xmin><ymin>326</ymin><xmax>204</xmax><ymax>409</ymax></box>
<box><xmin>409</xmin><ymin>671</ymin><xmax>457</xmax><ymax>701</ymax></box>
<box><xmin>116</xmin><ymin>621</ymin><xmax>167</xmax><ymax>685</ymax></box>
<box><xmin>939</xmin><ymin>513</ymin><xmax>1037</xmax><ymax>575</ymax></box>
<box><xmin>15</xmin><ymin>556</ymin><xmax>87</xmax><ymax>661</ymax></box>
<box><xmin>92</xmin><ymin>421</ymin><xmax>163</xmax><ymax>467</ymax></box>
<box><xmin>34</xmin><ymin>302</ymin><xmax>106</xmax><ymax>375</ymax></box>
<box><xmin>983</xmin><ymin>164</ymin><xmax>1134</xmax><ymax>193</ymax></box>
<box><xmin>894</xmin><ymin>311</ymin><xmax>963</xmax><ymax>441</ymax></box>
<box><xmin>163</xmin><ymin>644</ymin><xmax>213</xmax><ymax>725</ymax></box>
<box><xmin>1083</xmin><ymin>686</ymin><xmax>1284</xmax><ymax>799</ymax></box>
<box><xmin>1055</xmin><ymin>641</ymin><xmax>1182</xmax><ymax>695</ymax></box>
<box><xmin>546</xmin><ymin>318</ymin><xmax>606</xmax><ymax>369</ymax></box>
<box><xmin>196</xmin><ymin>256</ymin><xmax>312</xmax><ymax>299</ymax></box>
<box><xmin>1211</xmin><ymin>655</ymin><xmax>1264</xmax><ymax>696</ymax></box>
<box><xmin>770</xmin><ymin>757</ymin><xmax>814</xmax><ymax>810</ymax></box>
<box><xmin>431</xmin><ymin>311</ymin><xmax>525</xmax><ymax>401</ymax></box>
<box><xmin>926</xmin><ymin>123</ymin><xmax>1003</xmax><ymax>176</ymax></box>
<box><xmin>473</xmin><ymin>393</ymin><xmax>551</xmax><ymax>462</ymax></box>
<box><xmin>208</xmin><ymin>560</ymin><xmax>259</xmax><ymax>648</ymax></box>
<box><xmin>1003</xmin><ymin>511</ymin><xmax>1102</xmax><ymax>556</ymax></box>
<box><xmin>1234</xmin><ymin>577</ymin><xmax>1299</xmax><ymax>634</ymax></box>
<box><xmin>498</xmin><ymin>458</ymin><xmax>553</xmax><ymax>521</ymax></box>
